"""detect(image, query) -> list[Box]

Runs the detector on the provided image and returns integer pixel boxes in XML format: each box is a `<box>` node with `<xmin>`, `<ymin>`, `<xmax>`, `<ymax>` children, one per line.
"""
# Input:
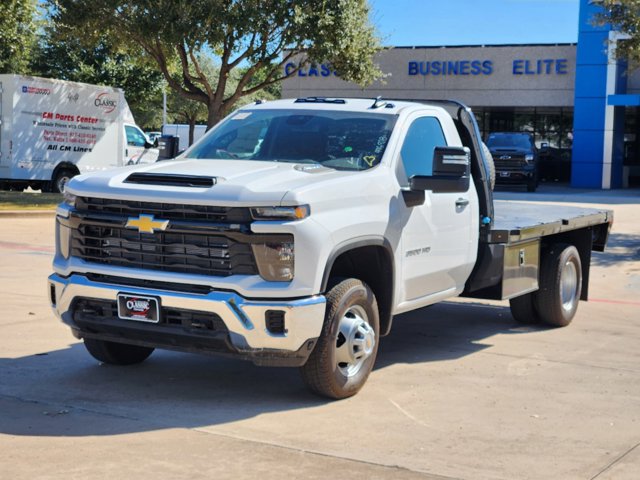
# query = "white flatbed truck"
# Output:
<box><xmin>48</xmin><ymin>98</ymin><xmax>612</xmax><ymax>398</ymax></box>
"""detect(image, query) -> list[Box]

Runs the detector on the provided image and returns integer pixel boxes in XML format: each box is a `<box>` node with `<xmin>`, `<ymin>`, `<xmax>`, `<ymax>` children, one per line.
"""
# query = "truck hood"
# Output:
<box><xmin>66</xmin><ymin>159</ymin><xmax>357</xmax><ymax>206</ymax></box>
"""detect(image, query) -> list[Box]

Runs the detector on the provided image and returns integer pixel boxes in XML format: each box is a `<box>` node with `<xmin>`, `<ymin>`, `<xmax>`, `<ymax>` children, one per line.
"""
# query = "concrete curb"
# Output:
<box><xmin>0</xmin><ymin>210</ymin><xmax>56</xmax><ymax>218</ymax></box>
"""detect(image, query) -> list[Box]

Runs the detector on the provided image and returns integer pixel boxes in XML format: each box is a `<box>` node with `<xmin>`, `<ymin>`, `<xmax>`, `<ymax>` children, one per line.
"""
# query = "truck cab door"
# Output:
<box><xmin>396</xmin><ymin>113</ymin><xmax>479</xmax><ymax>304</ymax></box>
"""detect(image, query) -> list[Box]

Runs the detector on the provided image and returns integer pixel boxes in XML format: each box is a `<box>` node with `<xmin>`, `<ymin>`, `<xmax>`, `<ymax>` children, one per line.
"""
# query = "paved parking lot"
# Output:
<box><xmin>0</xmin><ymin>186</ymin><xmax>638</xmax><ymax>479</ymax></box>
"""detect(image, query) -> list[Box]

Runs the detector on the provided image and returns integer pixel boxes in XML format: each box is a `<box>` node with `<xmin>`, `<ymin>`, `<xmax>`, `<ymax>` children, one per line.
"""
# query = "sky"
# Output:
<box><xmin>369</xmin><ymin>0</ymin><xmax>580</xmax><ymax>47</ymax></box>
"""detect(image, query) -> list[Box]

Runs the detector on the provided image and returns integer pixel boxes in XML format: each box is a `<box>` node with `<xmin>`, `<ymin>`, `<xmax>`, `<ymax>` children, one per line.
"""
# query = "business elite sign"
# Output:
<box><xmin>285</xmin><ymin>58</ymin><xmax>569</xmax><ymax>78</ymax></box>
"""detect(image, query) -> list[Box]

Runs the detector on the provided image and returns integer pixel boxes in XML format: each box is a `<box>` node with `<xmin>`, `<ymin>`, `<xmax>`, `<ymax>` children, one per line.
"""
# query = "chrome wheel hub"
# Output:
<box><xmin>335</xmin><ymin>305</ymin><xmax>375</xmax><ymax>377</ymax></box>
<box><xmin>560</xmin><ymin>259</ymin><xmax>578</xmax><ymax>311</ymax></box>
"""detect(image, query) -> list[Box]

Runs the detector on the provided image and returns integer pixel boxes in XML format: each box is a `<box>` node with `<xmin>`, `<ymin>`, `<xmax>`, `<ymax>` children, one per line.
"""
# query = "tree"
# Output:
<box><xmin>167</xmin><ymin>57</ymin><xmax>281</xmax><ymax>146</ymax></box>
<box><xmin>0</xmin><ymin>0</ymin><xmax>39</xmax><ymax>74</ymax></box>
<box><xmin>598</xmin><ymin>1</ymin><xmax>640</xmax><ymax>63</ymax></box>
<box><xmin>30</xmin><ymin>34</ymin><xmax>166</xmax><ymax>130</ymax></box>
<box><xmin>49</xmin><ymin>0</ymin><xmax>382</xmax><ymax>128</ymax></box>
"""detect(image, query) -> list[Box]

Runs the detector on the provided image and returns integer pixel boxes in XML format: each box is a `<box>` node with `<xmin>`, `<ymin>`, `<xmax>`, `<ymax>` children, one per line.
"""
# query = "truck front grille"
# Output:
<box><xmin>494</xmin><ymin>156</ymin><xmax>527</xmax><ymax>170</ymax></box>
<box><xmin>70</xmin><ymin>223</ymin><xmax>258</xmax><ymax>277</ymax></box>
<box><xmin>76</xmin><ymin>197</ymin><xmax>252</xmax><ymax>223</ymax></box>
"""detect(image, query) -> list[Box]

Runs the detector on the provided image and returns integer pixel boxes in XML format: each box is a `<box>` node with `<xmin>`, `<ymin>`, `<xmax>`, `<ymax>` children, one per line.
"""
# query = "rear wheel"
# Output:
<box><xmin>52</xmin><ymin>168</ymin><xmax>77</xmax><ymax>193</ymax></box>
<box><xmin>84</xmin><ymin>338</ymin><xmax>154</xmax><ymax>365</ymax></box>
<box><xmin>526</xmin><ymin>176</ymin><xmax>537</xmax><ymax>192</ymax></box>
<box><xmin>509</xmin><ymin>293</ymin><xmax>540</xmax><ymax>324</ymax></box>
<box><xmin>534</xmin><ymin>244</ymin><xmax>582</xmax><ymax>327</ymax></box>
<box><xmin>300</xmin><ymin>278</ymin><xmax>379</xmax><ymax>399</ymax></box>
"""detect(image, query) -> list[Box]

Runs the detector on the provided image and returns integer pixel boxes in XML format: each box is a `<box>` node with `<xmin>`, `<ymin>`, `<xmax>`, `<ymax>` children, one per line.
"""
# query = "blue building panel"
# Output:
<box><xmin>608</xmin><ymin>94</ymin><xmax>640</xmax><ymax>106</ymax></box>
<box><xmin>571</xmin><ymin>0</ymin><xmax>626</xmax><ymax>189</ymax></box>
<box><xmin>571</xmin><ymin>161</ymin><xmax>604</xmax><ymax>188</ymax></box>
<box><xmin>573</xmin><ymin>98</ymin><xmax>607</xmax><ymax>131</ymax></box>
<box><xmin>575</xmin><ymin>32</ymin><xmax>609</xmax><ymax>65</ymax></box>
<box><xmin>578</xmin><ymin>0</ymin><xmax>610</xmax><ymax>33</ymax></box>
<box><xmin>572</xmin><ymin>130</ymin><xmax>604</xmax><ymax>162</ymax></box>
<box><xmin>574</xmin><ymin>65</ymin><xmax>608</xmax><ymax>98</ymax></box>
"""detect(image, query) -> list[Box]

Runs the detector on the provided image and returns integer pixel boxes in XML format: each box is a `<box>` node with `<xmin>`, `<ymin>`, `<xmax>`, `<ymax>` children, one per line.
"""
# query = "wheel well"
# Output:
<box><xmin>52</xmin><ymin>162</ymin><xmax>80</xmax><ymax>181</ymax></box>
<box><xmin>541</xmin><ymin>227</ymin><xmax>594</xmax><ymax>301</ymax></box>
<box><xmin>324</xmin><ymin>245</ymin><xmax>394</xmax><ymax>336</ymax></box>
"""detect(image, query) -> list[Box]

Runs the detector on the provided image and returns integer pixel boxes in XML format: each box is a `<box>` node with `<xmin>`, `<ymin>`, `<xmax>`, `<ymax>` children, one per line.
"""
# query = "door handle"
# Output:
<box><xmin>455</xmin><ymin>198</ymin><xmax>469</xmax><ymax>207</ymax></box>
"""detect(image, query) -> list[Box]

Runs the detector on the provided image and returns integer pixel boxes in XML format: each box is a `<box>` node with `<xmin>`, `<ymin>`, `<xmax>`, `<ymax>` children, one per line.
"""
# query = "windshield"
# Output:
<box><xmin>486</xmin><ymin>133</ymin><xmax>532</xmax><ymax>149</ymax></box>
<box><xmin>186</xmin><ymin>109</ymin><xmax>397</xmax><ymax>171</ymax></box>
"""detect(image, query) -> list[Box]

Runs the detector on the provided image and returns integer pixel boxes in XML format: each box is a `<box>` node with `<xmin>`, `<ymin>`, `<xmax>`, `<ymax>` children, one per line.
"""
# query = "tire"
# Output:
<box><xmin>481</xmin><ymin>142</ymin><xmax>495</xmax><ymax>190</ymax></box>
<box><xmin>52</xmin><ymin>168</ymin><xmax>77</xmax><ymax>193</ymax></box>
<box><xmin>526</xmin><ymin>180</ymin><xmax>537</xmax><ymax>192</ymax></box>
<box><xmin>300</xmin><ymin>278</ymin><xmax>380</xmax><ymax>399</ymax></box>
<box><xmin>509</xmin><ymin>293</ymin><xmax>540</xmax><ymax>324</ymax></box>
<box><xmin>84</xmin><ymin>338</ymin><xmax>154</xmax><ymax>365</ymax></box>
<box><xmin>534</xmin><ymin>244</ymin><xmax>582</xmax><ymax>327</ymax></box>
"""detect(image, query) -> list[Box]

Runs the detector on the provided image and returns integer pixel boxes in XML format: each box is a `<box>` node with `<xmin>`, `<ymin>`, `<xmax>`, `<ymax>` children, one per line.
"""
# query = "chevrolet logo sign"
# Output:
<box><xmin>125</xmin><ymin>214</ymin><xmax>169</xmax><ymax>234</ymax></box>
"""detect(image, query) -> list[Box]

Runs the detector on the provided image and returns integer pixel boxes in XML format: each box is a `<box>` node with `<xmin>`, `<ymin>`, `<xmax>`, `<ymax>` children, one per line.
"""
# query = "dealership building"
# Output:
<box><xmin>282</xmin><ymin>0</ymin><xmax>640</xmax><ymax>189</ymax></box>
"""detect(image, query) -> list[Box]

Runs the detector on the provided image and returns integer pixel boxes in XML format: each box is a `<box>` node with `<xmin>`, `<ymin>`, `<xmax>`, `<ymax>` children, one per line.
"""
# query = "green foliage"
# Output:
<box><xmin>30</xmin><ymin>32</ymin><xmax>165</xmax><ymax>130</ymax></box>
<box><xmin>599</xmin><ymin>1</ymin><xmax>640</xmax><ymax>64</ymax></box>
<box><xmin>49</xmin><ymin>0</ymin><xmax>381</xmax><ymax>127</ymax></box>
<box><xmin>0</xmin><ymin>0</ymin><xmax>39</xmax><ymax>74</ymax></box>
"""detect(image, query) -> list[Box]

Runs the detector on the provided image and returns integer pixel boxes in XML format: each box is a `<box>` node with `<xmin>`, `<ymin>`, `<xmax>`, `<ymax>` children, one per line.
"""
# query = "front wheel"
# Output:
<box><xmin>84</xmin><ymin>338</ymin><xmax>154</xmax><ymax>365</ymax></box>
<box><xmin>300</xmin><ymin>278</ymin><xmax>380</xmax><ymax>399</ymax></box>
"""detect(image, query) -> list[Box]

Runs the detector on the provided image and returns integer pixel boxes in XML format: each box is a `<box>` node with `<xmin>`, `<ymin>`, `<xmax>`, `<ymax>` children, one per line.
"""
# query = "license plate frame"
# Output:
<box><xmin>117</xmin><ymin>293</ymin><xmax>160</xmax><ymax>323</ymax></box>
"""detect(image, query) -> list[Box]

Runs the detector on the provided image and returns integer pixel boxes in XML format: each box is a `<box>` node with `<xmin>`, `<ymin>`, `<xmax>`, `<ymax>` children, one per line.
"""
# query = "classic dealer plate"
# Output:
<box><xmin>117</xmin><ymin>293</ymin><xmax>160</xmax><ymax>323</ymax></box>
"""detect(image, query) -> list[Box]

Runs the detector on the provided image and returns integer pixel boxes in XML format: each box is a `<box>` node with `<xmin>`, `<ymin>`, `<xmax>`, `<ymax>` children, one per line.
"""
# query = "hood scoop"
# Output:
<box><xmin>124</xmin><ymin>172</ymin><xmax>217</xmax><ymax>188</ymax></box>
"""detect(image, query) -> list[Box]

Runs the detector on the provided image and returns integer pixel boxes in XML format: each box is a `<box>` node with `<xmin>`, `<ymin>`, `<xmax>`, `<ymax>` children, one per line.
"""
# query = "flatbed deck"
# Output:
<box><xmin>489</xmin><ymin>200</ymin><xmax>613</xmax><ymax>244</ymax></box>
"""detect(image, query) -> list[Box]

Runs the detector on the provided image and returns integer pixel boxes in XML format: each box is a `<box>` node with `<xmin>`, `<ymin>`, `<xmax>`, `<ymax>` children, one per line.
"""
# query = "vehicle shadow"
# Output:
<box><xmin>591</xmin><ymin>232</ymin><xmax>640</xmax><ymax>267</ymax></box>
<box><xmin>0</xmin><ymin>300</ymin><xmax>537</xmax><ymax>438</ymax></box>
<box><xmin>376</xmin><ymin>300</ymin><xmax>537</xmax><ymax>369</ymax></box>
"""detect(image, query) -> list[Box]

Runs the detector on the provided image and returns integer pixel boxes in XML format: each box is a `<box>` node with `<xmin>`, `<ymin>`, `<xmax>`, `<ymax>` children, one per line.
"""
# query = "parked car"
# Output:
<box><xmin>486</xmin><ymin>132</ymin><xmax>538</xmax><ymax>192</ymax></box>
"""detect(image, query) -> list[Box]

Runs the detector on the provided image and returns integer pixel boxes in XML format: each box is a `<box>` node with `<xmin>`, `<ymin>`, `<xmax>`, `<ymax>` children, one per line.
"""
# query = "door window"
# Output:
<box><xmin>126</xmin><ymin>125</ymin><xmax>147</xmax><ymax>147</ymax></box>
<box><xmin>400</xmin><ymin>116</ymin><xmax>447</xmax><ymax>179</ymax></box>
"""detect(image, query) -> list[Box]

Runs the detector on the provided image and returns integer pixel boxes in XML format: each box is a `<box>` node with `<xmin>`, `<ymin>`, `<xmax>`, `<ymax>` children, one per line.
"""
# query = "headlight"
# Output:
<box><xmin>56</xmin><ymin>191</ymin><xmax>76</xmax><ymax>218</ymax></box>
<box><xmin>57</xmin><ymin>220</ymin><xmax>71</xmax><ymax>259</ymax></box>
<box><xmin>525</xmin><ymin>154</ymin><xmax>535</xmax><ymax>163</ymax></box>
<box><xmin>63</xmin><ymin>191</ymin><xmax>77</xmax><ymax>208</ymax></box>
<box><xmin>251</xmin><ymin>205</ymin><xmax>310</xmax><ymax>221</ymax></box>
<box><xmin>252</xmin><ymin>241</ymin><xmax>295</xmax><ymax>282</ymax></box>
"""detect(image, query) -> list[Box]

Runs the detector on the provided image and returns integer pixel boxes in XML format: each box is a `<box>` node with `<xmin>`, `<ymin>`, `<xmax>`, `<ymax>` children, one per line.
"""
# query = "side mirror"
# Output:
<box><xmin>144</xmin><ymin>140</ymin><xmax>154</xmax><ymax>149</ymax></box>
<box><xmin>410</xmin><ymin>146</ymin><xmax>470</xmax><ymax>193</ymax></box>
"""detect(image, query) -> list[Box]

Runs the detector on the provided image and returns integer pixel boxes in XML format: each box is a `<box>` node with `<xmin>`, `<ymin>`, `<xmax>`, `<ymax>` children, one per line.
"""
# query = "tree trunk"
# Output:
<box><xmin>206</xmin><ymin>104</ymin><xmax>225</xmax><ymax>130</ymax></box>
<box><xmin>188</xmin><ymin>118</ymin><xmax>196</xmax><ymax>146</ymax></box>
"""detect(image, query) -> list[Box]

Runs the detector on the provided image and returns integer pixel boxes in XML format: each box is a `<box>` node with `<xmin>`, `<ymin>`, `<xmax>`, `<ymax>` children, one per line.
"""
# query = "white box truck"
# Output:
<box><xmin>0</xmin><ymin>74</ymin><xmax>158</xmax><ymax>192</ymax></box>
<box><xmin>161</xmin><ymin>123</ymin><xmax>207</xmax><ymax>153</ymax></box>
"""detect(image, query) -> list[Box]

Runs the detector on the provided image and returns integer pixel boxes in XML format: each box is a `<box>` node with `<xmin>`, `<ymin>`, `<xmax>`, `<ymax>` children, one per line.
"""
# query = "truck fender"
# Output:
<box><xmin>321</xmin><ymin>236</ymin><xmax>396</xmax><ymax>336</ymax></box>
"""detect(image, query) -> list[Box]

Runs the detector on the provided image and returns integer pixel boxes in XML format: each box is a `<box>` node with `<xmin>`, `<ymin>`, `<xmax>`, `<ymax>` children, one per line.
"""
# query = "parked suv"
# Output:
<box><xmin>486</xmin><ymin>132</ymin><xmax>538</xmax><ymax>192</ymax></box>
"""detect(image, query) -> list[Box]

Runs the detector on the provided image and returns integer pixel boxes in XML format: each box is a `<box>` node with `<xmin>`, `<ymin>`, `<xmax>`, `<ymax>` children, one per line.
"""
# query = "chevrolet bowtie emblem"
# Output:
<box><xmin>125</xmin><ymin>214</ymin><xmax>169</xmax><ymax>234</ymax></box>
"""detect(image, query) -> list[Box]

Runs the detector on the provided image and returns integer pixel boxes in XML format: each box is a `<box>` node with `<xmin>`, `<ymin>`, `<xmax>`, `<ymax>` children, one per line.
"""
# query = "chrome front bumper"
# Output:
<box><xmin>48</xmin><ymin>273</ymin><xmax>326</xmax><ymax>366</ymax></box>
